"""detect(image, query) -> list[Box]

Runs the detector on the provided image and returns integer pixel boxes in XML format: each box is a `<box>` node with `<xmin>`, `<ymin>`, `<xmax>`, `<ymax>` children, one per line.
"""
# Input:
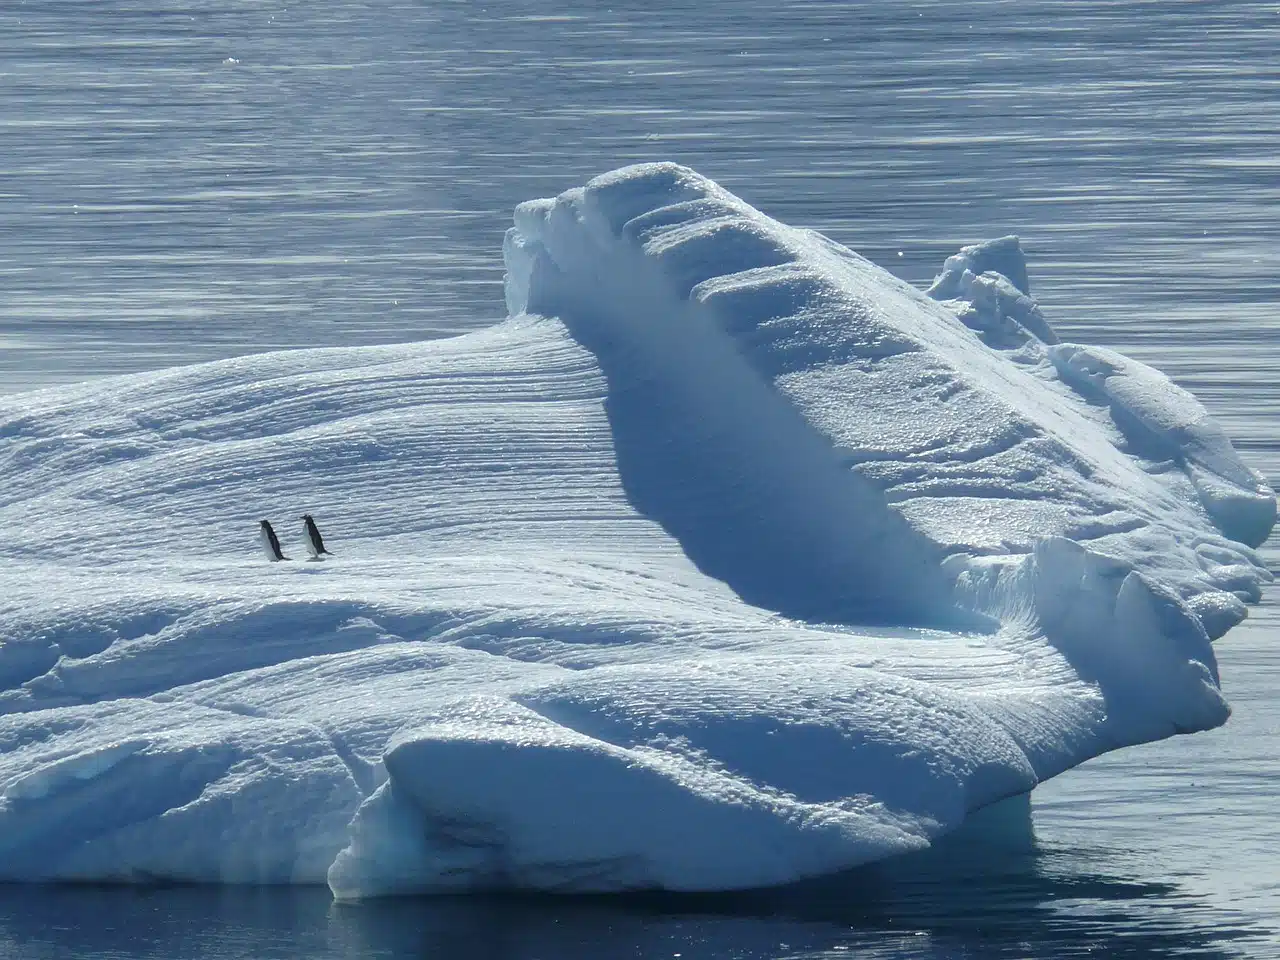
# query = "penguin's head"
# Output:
<box><xmin>301</xmin><ymin>513</ymin><xmax>313</xmax><ymax>522</ymax></box>
<box><xmin>259</xmin><ymin>519</ymin><xmax>270</xmax><ymax>528</ymax></box>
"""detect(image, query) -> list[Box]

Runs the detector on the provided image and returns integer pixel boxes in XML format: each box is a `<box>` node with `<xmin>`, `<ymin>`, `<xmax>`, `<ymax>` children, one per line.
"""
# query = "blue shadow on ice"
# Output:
<box><xmin>528</xmin><ymin>258</ymin><xmax>983</xmax><ymax>633</ymax></box>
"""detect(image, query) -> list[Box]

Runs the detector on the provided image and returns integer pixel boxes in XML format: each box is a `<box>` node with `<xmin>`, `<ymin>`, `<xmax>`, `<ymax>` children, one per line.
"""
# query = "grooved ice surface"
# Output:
<box><xmin>0</xmin><ymin>164</ymin><xmax>1271</xmax><ymax>896</ymax></box>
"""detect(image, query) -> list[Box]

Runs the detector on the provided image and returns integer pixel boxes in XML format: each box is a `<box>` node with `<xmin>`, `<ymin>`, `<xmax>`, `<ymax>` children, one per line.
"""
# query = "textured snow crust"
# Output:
<box><xmin>0</xmin><ymin>163</ymin><xmax>1272</xmax><ymax>897</ymax></box>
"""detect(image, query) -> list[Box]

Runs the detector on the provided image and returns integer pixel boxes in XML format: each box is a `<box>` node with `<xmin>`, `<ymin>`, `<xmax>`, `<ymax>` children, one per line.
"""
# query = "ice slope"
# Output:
<box><xmin>0</xmin><ymin>164</ymin><xmax>1272</xmax><ymax>897</ymax></box>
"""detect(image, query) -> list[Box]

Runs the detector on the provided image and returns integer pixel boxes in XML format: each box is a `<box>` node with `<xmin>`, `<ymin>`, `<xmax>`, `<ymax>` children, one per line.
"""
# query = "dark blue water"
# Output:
<box><xmin>2</xmin><ymin>1</ymin><xmax>1278</xmax><ymax>956</ymax></box>
<box><xmin>0</xmin><ymin>855</ymin><xmax>1261</xmax><ymax>960</ymax></box>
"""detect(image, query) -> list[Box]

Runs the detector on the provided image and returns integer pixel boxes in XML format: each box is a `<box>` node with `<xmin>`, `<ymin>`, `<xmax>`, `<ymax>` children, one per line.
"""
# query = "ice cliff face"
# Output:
<box><xmin>0</xmin><ymin>163</ymin><xmax>1271</xmax><ymax>896</ymax></box>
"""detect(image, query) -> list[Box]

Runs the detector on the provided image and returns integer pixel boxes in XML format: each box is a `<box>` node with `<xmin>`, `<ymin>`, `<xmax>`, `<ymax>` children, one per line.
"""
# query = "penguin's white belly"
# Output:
<box><xmin>259</xmin><ymin>526</ymin><xmax>280</xmax><ymax>561</ymax></box>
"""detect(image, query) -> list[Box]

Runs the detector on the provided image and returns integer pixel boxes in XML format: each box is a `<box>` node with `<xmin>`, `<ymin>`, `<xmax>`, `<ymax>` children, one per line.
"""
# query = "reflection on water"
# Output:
<box><xmin>0</xmin><ymin>798</ymin><xmax>1266</xmax><ymax>959</ymax></box>
<box><xmin>0</xmin><ymin>845</ymin><xmax>1259</xmax><ymax>960</ymax></box>
<box><xmin>2</xmin><ymin>1</ymin><xmax>1278</xmax><ymax>398</ymax></box>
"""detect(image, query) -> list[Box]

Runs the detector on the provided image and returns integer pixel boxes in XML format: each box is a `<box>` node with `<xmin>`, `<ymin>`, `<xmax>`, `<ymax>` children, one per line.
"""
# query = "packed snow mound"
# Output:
<box><xmin>0</xmin><ymin>163</ymin><xmax>1272</xmax><ymax>897</ymax></box>
<box><xmin>925</xmin><ymin>236</ymin><xmax>1058</xmax><ymax>347</ymax></box>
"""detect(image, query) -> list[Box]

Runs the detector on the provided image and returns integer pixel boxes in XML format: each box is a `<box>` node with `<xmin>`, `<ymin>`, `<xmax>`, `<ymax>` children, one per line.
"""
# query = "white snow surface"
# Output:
<box><xmin>0</xmin><ymin>163</ymin><xmax>1272</xmax><ymax>896</ymax></box>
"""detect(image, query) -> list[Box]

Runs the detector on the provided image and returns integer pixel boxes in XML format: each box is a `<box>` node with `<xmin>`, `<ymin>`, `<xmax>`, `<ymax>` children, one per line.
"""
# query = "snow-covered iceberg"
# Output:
<box><xmin>0</xmin><ymin>163</ymin><xmax>1271</xmax><ymax>896</ymax></box>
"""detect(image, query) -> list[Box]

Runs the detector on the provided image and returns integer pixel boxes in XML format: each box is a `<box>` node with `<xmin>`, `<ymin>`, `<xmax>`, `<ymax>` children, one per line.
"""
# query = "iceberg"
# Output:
<box><xmin>0</xmin><ymin>163</ymin><xmax>1271</xmax><ymax>896</ymax></box>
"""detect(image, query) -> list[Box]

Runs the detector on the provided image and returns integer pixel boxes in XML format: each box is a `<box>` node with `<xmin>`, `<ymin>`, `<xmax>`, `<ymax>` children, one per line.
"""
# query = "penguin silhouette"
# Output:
<box><xmin>258</xmin><ymin>519</ymin><xmax>290</xmax><ymax>561</ymax></box>
<box><xmin>301</xmin><ymin>513</ymin><xmax>331</xmax><ymax>560</ymax></box>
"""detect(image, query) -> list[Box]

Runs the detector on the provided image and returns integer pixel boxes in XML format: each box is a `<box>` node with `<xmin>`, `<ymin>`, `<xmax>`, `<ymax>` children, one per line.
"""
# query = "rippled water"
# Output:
<box><xmin>2</xmin><ymin>0</ymin><xmax>1277</xmax><ymax>956</ymax></box>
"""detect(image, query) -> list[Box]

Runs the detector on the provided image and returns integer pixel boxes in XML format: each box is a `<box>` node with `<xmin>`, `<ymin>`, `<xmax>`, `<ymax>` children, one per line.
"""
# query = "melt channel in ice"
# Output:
<box><xmin>0</xmin><ymin>163</ymin><xmax>1272</xmax><ymax>897</ymax></box>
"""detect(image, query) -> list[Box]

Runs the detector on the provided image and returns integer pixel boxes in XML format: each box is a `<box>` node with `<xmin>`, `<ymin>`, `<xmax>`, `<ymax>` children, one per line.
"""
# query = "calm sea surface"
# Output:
<box><xmin>2</xmin><ymin>1</ymin><xmax>1277</xmax><ymax>956</ymax></box>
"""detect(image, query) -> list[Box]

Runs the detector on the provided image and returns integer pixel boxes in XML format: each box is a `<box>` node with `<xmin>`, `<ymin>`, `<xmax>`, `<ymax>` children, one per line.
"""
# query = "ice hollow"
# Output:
<box><xmin>0</xmin><ymin>163</ymin><xmax>1272</xmax><ymax>896</ymax></box>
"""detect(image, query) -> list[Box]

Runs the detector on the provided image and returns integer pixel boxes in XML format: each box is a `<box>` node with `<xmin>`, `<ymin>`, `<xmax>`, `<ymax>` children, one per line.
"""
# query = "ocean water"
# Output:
<box><xmin>2</xmin><ymin>0</ymin><xmax>1277</xmax><ymax>956</ymax></box>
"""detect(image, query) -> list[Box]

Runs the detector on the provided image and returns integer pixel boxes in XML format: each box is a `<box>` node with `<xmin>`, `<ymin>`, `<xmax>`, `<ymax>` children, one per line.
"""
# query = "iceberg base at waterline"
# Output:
<box><xmin>0</xmin><ymin>163</ymin><xmax>1271</xmax><ymax>897</ymax></box>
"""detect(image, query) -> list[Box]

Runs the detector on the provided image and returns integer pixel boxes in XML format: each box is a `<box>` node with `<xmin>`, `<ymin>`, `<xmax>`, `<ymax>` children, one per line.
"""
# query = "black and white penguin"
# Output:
<box><xmin>301</xmin><ymin>513</ymin><xmax>331</xmax><ymax>560</ymax></box>
<box><xmin>259</xmin><ymin>519</ymin><xmax>291</xmax><ymax>561</ymax></box>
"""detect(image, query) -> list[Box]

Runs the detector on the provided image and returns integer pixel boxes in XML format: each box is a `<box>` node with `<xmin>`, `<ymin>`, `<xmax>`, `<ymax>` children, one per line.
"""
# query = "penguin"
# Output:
<box><xmin>300</xmin><ymin>513</ymin><xmax>331</xmax><ymax>560</ymax></box>
<box><xmin>258</xmin><ymin>519</ymin><xmax>291</xmax><ymax>562</ymax></box>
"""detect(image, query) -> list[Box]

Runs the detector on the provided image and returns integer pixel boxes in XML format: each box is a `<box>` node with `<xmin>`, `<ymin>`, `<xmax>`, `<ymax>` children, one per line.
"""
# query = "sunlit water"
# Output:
<box><xmin>2</xmin><ymin>1</ymin><xmax>1277</xmax><ymax>956</ymax></box>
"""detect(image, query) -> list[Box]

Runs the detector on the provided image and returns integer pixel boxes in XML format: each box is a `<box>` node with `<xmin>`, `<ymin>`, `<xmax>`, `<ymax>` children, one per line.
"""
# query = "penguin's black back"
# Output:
<box><xmin>260</xmin><ymin>519</ymin><xmax>290</xmax><ymax>561</ymax></box>
<box><xmin>303</xmin><ymin>514</ymin><xmax>330</xmax><ymax>554</ymax></box>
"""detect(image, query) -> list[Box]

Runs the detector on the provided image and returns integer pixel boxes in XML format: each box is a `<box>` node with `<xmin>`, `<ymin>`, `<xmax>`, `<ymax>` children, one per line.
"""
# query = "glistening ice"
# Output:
<box><xmin>0</xmin><ymin>163</ymin><xmax>1271</xmax><ymax>896</ymax></box>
